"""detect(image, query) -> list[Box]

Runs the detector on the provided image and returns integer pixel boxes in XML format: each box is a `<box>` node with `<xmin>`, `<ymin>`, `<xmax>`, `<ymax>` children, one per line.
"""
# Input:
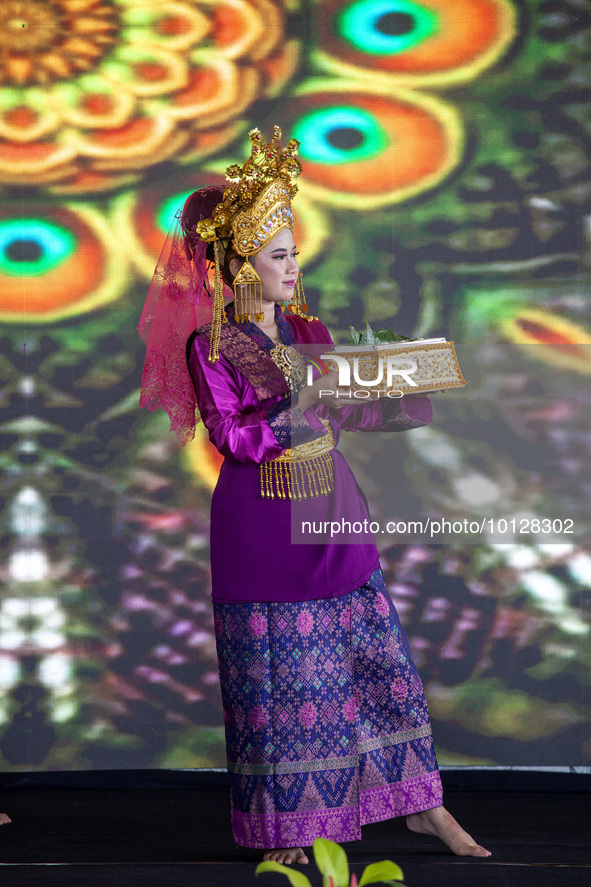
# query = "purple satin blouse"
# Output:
<box><xmin>187</xmin><ymin>306</ymin><xmax>432</xmax><ymax>604</ymax></box>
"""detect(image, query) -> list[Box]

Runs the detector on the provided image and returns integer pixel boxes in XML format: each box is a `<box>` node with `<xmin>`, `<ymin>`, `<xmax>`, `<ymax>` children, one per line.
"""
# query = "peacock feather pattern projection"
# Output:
<box><xmin>0</xmin><ymin>0</ymin><xmax>590</xmax><ymax>769</ymax></box>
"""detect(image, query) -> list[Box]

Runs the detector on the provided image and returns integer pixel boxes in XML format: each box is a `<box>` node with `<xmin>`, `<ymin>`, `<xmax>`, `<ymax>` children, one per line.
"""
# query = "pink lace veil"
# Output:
<box><xmin>138</xmin><ymin>186</ymin><xmax>232</xmax><ymax>446</ymax></box>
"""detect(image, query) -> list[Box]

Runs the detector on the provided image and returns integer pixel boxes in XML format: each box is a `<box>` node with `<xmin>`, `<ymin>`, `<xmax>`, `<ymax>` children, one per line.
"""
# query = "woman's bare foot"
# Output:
<box><xmin>0</xmin><ymin>813</ymin><xmax>11</xmax><ymax>825</ymax></box>
<box><xmin>263</xmin><ymin>847</ymin><xmax>309</xmax><ymax>865</ymax></box>
<box><xmin>406</xmin><ymin>805</ymin><xmax>490</xmax><ymax>857</ymax></box>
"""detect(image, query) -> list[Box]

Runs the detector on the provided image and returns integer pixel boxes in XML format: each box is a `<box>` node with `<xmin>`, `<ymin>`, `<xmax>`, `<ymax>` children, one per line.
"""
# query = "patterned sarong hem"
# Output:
<box><xmin>231</xmin><ymin>771</ymin><xmax>443</xmax><ymax>848</ymax></box>
<box><xmin>227</xmin><ymin>724</ymin><xmax>433</xmax><ymax>775</ymax></box>
<box><xmin>231</xmin><ymin>805</ymin><xmax>363</xmax><ymax>849</ymax></box>
<box><xmin>360</xmin><ymin>771</ymin><xmax>443</xmax><ymax>826</ymax></box>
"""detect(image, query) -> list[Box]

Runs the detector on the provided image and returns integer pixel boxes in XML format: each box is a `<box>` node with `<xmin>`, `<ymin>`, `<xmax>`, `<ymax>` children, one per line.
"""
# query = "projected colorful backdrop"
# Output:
<box><xmin>1</xmin><ymin>0</ymin><xmax>590</xmax><ymax>770</ymax></box>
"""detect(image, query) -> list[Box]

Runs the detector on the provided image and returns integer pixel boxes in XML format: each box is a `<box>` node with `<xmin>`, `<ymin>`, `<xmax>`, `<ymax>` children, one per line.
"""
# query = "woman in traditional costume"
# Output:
<box><xmin>138</xmin><ymin>128</ymin><xmax>490</xmax><ymax>864</ymax></box>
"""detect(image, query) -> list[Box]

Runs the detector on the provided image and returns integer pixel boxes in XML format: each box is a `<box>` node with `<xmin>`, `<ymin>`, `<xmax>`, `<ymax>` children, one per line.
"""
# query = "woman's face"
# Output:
<box><xmin>252</xmin><ymin>228</ymin><xmax>299</xmax><ymax>302</ymax></box>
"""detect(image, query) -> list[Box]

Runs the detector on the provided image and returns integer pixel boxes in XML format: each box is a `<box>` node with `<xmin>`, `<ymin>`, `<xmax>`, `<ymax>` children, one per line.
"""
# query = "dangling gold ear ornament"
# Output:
<box><xmin>233</xmin><ymin>257</ymin><xmax>264</xmax><ymax>323</ymax></box>
<box><xmin>287</xmin><ymin>271</ymin><xmax>317</xmax><ymax>322</ymax></box>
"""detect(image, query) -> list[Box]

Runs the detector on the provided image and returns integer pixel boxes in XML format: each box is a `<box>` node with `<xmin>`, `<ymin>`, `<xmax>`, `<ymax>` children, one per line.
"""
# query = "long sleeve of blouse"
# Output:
<box><xmin>188</xmin><ymin>334</ymin><xmax>326</xmax><ymax>463</ymax></box>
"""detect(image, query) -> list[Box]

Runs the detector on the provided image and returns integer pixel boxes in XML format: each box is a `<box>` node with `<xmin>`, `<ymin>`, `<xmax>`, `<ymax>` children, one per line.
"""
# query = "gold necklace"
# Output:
<box><xmin>269</xmin><ymin>343</ymin><xmax>307</xmax><ymax>393</ymax></box>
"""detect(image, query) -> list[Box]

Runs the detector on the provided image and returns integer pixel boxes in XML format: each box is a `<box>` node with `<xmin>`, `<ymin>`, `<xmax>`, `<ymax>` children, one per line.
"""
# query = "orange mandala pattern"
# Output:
<box><xmin>0</xmin><ymin>0</ymin><xmax>119</xmax><ymax>86</ymax></box>
<box><xmin>316</xmin><ymin>0</ymin><xmax>517</xmax><ymax>86</ymax></box>
<box><xmin>0</xmin><ymin>200</ymin><xmax>128</xmax><ymax>322</ymax></box>
<box><xmin>0</xmin><ymin>0</ymin><xmax>299</xmax><ymax>193</ymax></box>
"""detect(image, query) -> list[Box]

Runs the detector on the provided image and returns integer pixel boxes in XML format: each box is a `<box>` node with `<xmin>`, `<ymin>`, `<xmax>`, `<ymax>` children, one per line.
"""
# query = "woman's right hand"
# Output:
<box><xmin>298</xmin><ymin>372</ymin><xmax>360</xmax><ymax>411</ymax></box>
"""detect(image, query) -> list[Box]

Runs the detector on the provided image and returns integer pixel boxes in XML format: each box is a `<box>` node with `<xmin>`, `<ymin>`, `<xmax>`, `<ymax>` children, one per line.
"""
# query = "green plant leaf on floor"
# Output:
<box><xmin>255</xmin><ymin>860</ymin><xmax>313</xmax><ymax>887</ymax></box>
<box><xmin>358</xmin><ymin>860</ymin><xmax>405</xmax><ymax>885</ymax></box>
<box><xmin>255</xmin><ymin>843</ymin><xmax>406</xmax><ymax>887</ymax></box>
<box><xmin>313</xmin><ymin>838</ymin><xmax>350</xmax><ymax>885</ymax></box>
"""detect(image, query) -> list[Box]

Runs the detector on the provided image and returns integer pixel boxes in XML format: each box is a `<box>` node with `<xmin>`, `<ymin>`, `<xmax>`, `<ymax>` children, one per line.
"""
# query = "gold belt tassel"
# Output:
<box><xmin>259</xmin><ymin>419</ymin><xmax>335</xmax><ymax>500</ymax></box>
<box><xmin>259</xmin><ymin>453</ymin><xmax>335</xmax><ymax>500</ymax></box>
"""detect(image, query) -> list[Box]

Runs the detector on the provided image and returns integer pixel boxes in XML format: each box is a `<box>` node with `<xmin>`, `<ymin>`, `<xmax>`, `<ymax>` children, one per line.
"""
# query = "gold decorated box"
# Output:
<box><xmin>323</xmin><ymin>338</ymin><xmax>467</xmax><ymax>395</ymax></box>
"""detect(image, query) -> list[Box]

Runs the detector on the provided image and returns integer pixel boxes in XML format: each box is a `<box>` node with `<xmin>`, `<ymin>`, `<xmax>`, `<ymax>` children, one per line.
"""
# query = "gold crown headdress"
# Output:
<box><xmin>192</xmin><ymin>126</ymin><xmax>313</xmax><ymax>361</ymax></box>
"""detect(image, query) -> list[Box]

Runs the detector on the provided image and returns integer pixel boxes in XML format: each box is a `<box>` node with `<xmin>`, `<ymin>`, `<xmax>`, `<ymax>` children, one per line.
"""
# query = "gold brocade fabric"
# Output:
<box><xmin>260</xmin><ymin>419</ymin><xmax>335</xmax><ymax>500</ymax></box>
<box><xmin>197</xmin><ymin>323</ymin><xmax>289</xmax><ymax>400</ymax></box>
<box><xmin>268</xmin><ymin>342</ymin><xmax>308</xmax><ymax>394</ymax></box>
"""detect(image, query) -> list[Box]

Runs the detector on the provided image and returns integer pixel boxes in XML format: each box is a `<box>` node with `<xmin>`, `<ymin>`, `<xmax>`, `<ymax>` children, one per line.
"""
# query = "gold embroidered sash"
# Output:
<box><xmin>260</xmin><ymin>418</ymin><xmax>335</xmax><ymax>500</ymax></box>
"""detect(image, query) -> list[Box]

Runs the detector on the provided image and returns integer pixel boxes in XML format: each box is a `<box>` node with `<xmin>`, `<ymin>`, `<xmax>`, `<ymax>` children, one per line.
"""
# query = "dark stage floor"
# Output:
<box><xmin>0</xmin><ymin>787</ymin><xmax>589</xmax><ymax>886</ymax></box>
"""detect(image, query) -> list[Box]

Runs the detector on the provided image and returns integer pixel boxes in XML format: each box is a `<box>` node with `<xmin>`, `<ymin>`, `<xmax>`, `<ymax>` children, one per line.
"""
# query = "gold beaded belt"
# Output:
<box><xmin>260</xmin><ymin>418</ymin><xmax>335</xmax><ymax>499</ymax></box>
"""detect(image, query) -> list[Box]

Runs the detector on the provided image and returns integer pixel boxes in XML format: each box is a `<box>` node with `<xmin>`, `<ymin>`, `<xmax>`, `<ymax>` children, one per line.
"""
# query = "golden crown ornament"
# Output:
<box><xmin>193</xmin><ymin>127</ymin><xmax>315</xmax><ymax>361</ymax></box>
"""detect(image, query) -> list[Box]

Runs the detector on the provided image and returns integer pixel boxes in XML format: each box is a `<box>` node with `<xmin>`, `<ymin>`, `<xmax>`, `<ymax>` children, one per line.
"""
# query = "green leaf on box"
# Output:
<box><xmin>347</xmin><ymin>323</ymin><xmax>417</xmax><ymax>345</ymax></box>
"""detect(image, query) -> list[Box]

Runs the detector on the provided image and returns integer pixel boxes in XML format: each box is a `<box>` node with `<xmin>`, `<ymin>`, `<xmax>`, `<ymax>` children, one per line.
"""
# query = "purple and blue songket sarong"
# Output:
<box><xmin>214</xmin><ymin>568</ymin><xmax>443</xmax><ymax>848</ymax></box>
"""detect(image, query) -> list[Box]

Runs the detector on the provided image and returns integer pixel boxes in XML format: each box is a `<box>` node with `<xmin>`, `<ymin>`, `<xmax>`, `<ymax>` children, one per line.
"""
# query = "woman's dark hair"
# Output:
<box><xmin>181</xmin><ymin>187</ymin><xmax>247</xmax><ymax>288</ymax></box>
<box><xmin>205</xmin><ymin>239</ymin><xmax>247</xmax><ymax>288</ymax></box>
